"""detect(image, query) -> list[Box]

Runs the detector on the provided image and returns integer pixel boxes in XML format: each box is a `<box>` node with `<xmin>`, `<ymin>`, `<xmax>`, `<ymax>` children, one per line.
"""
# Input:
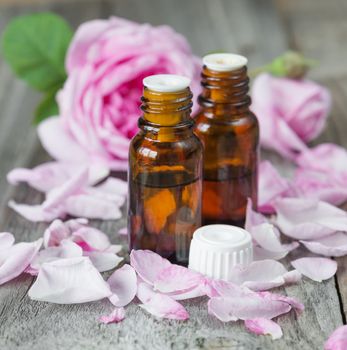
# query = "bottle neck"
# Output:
<box><xmin>139</xmin><ymin>87</ymin><xmax>193</xmax><ymax>140</ymax></box>
<box><xmin>198</xmin><ymin>66</ymin><xmax>251</xmax><ymax>116</ymax></box>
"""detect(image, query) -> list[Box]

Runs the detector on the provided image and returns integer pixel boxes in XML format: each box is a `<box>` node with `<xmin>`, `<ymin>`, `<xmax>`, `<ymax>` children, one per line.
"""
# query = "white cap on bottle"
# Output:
<box><xmin>143</xmin><ymin>74</ymin><xmax>191</xmax><ymax>92</ymax></box>
<box><xmin>188</xmin><ymin>224</ymin><xmax>253</xmax><ymax>281</ymax></box>
<box><xmin>203</xmin><ymin>53</ymin><xmax>248</xmax><ymax>72</ymax></box>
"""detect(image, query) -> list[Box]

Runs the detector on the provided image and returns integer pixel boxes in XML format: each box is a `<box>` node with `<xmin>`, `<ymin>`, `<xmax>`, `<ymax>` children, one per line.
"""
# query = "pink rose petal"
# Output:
<box><xmin>208</xmin><ymin>294</ymin><xmax>291</xmax><ymax>322</ymax></box>
<box><xmin>130</xmin><ymin>250</ymin><xmax>171</xmax><ymax>285</ymax></box>
<box><xmin>153</xmin><ymin>265</ymin><xmax>203</xmax><ymax>294</ymax></box>
<box><xmin>7</xmin><ymin>161</ymin><xmax>109</xmax><ymax>193</ymax></box>
<box><xmin>107</xmin><ymin>264</ymin><xmax>137</xmax><ymax>307</ymax></box>
<box><xmin>30</xmin><ymin>240</ymin><xmax>83</xmax><ymax>275</ymax></box>
<box><xmin>291</xmin><ymin>257</ymin><xmax>337</xmax><ymax>282</ymax></box>
<box><xmin>137</xmin><ymin>282</ymin><xmax>189</xmax><ymax>320</ymax></box>
<box><xmin>72</xmin><ymin>226</ymin><xmax>112</xmax><ymax>251</ymax></box>
<box><xmin>229</xmin><ymin>260</ymin><xmax>300</xmax><ymax>291</ymax></box>
<box><xmin>300</xmin><ymin>232</ymin><xmax>347</xmax><ymax>257</ymax></box>
<box><xmin>258</xmin><ymin>161</ymin><xmax>292</xmax><ymax>214</ymax></box>
<box><xmin>8</xmin><ymin>201</ymin><xmax>64</xmax><ymax>222</ymax></box>
<box><xmin>0</xmin><ymin>232</ymin><xmax>15</xmax><ymax>249</ymax></box>
<box><xmin>95</xmin><ymin>177</ymin><xmax>128</xmax><ymax>197</ymax></box>
<box><xmin>84</xmin><ymin>251</ymin><xmax>123</xmax><ymax>272</ymax></box>
<box><xmin>44</xmin><ymin>168</ymin><xmax>89</xmax><ymax>211</ymax></box>
<box><xmin>325</xmin><ymin>325</ymin><xmax>347</xmax><ymax>350</ymax></box>
<box><xmin>99</xmin><ymin>307</ymin><xmax>125</xmax><ymax>324</ymax></box>
<box><xmin>118</xmin><ymin>227</ymin><xmax>127</xmax><ymax>236</ymax></box>
<box><xmin>274</xmin><ymin>198</ymin><xmax>347</xmax><ymax>240</ymax></box>
<box><xmin>65</xmin><ymin>194</ymin><xmax>122</xmax><ymax>220</ymax></box>
<box><xmin>245</xmin><ymin>318</ymin><xmax>283</xmax><ymax>340</ymax></box>
<box><xmin>37</xmin><ymin>117</ymin><xmax>89</xmax><ymax>163</ymax></box>
<box><xmin>28</xmin><ymin>257</ymin><xmax>112</xmax><ymax>303</ymax></box>
<box><xmin>43</xmin><ymin>219</ymin><xmax>71</xmax><ymax>247</ymax></box>
<box><xmin>0</xmin><ymin>238</ymin><xmax>42</xmax><ymax>285</ymax></box>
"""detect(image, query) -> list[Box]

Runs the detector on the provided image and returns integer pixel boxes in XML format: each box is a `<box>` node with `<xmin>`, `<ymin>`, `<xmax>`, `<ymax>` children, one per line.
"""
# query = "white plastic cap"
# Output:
<box><xmin>188</xmin><ymin>224</ymin><xmax>253</xmax><ymax>281</ymax></box>
<box><xmin>203</xmin><ymin>53</ymin><xmax>248</xmax><ymax>72</ymax></box>
<box><xmin>143</xmin><ymin>74</ymin><xmax>191</xmax><ymax>92</ymax></box>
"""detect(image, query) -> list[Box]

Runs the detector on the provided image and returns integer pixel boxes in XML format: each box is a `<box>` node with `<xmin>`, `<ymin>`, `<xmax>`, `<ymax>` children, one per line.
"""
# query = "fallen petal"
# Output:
<box><xmin>118</xmin><ymin>227</ymin><xmax>128</xmax><ymax>236</ymax></box>
<box><xmin>325</xmin><ymin>325</ymin><xmax>347</xmax><ymax>350</ymax></box>
<box><xmin>153</xmin><ymin>265</ymin><xmax>203</xmax><ymax>294</ymax></box>
<box><xmin>229</xmin><ymin>260</ymin><xmax>297</xmax><ymax>291</ymax></box>
<box><xmin>84</xmin><ymin>251</ymin><xmax>123</xmax><ymax>272</ymax></box>
<box><xmin>65</xmin><ymin>194</ymin><xmax>122</xmax><ymax>220</ymax></box>
<box><xmin>8</xmin><ymin>201</ymin><xmax>63</xmax><ymax>222</ymax></box>
<box><xmin>72</xmin><ymin>226</ymin><xmax>112</xmax><ymax>251</ymax></box>
<box><xmin>130</xmin><ymin>250</ymin><xmax>171</xmax><ymax>285</ymax></box>
<box><xmin>258</xmin><ymin>161</ymin><xmax>292</xmax><ymax>214</ymax></box>
<box><xmin>300</xmin><ymin>232</ymin><xmax>347</xmax><ymax>257</ymax></box>
<box><xmin>30</xmin><ymin>240</ymin><xmax>83</xmax><ymax>274</ymax></box>
<box><xmin>107</xmin><ymin>264</ymin><xmax>137</xmax><ymax>307</ymax></box>
<box><xmin>0</xmin><ymin>238</ymin><xmax>42</xmax><ymax>285</ymax></box>
<box><xmin>99</xmin><ymin>307</ymin><xmax>125</xmax><ymax>324</ymax></box>
<box><xmin>245</xmin><ymin>318</ymin><xmax>283</xmax><ymax>340</ymax></box>
<box><xmin>291</xmin><ymin>257</ymin><xmax>337</xmax><ymax>282</ymax></box>
<box><xmin>137</xmin><ymin>282</ymin><xmax>189</xmax><ymax>320</ymax></box>
<box><xmin>0</xmin><ymin>232</ymin><xmax>15</xmax><ymax>249</ymax></box>
<box><xmin>43</xmin><ymin>219</ymin><xmax>71</xmax><ymax>247</ymax></box>
<box><xmin>28</xmin><ymin>257</ymin><xmax>112</xmax><ymax>303</ymax></box>
<box><xmin>274</xmin><ymin>198</ymin><xmax>347</xmax><ymax>240</ymax></box>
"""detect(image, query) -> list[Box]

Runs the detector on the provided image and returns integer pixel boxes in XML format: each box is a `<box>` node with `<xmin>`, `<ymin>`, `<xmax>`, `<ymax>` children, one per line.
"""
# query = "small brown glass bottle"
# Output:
<box><xmin>194</xmin><ymin>53</ymin><xmax>259</xmax><ymax>227</ymax></box>
<box><xmin>128</xmin><ymin>74</ymin><xmax>203</xmax><ymax>264</ymax></box>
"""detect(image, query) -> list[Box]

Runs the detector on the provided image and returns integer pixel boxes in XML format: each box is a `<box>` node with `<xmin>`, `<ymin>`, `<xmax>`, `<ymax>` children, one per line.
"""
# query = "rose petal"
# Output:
<box><xmin>208</xmin><ymin>295</ymin><xmax>291</xmax><ymax>322</ymax></box>
<box><xmin>274</xmin><ymin>198</ymin><xmax>347</xmax><ymax>240</ymax></box>
<box><xmin>30</xmin><ymin>240</ymin><xmax>83</xmax><ymax>274</ymax></box>
<box><xmin>7</xmin><ymin>162</ymin><xmax>109</xmax><ymax>193</ymax></box>
<box><xmin>300</xmin><ymin>232</ymin><xmax>347</xmax><ymax>257</ymax></box>
<box><xmin>130</xmin><ymin>250</ymin><xmax>171</xmax><ymax>285</ymax></box>
<box><xmin>137</xmin><ymin>282</ymin><xmax>189</xmax><ymax>320</ymax></box>
<box><xmin>65</xmin><ymin>194</ymin><xmax>122</xmax><ymax>220</ymax></box>
<box><xmin>43</xmin><ymin>219</ymin><xmax>71</xmax><ymax>247</ymax></box>
<box><xmin>0</xmin><ymin>238</ymin><xmax>42</xmax><ymax>285</ymax></box>
<box><xmin>8</xmin><ymin>201</ymin><xmax>64</xmax><ymax>222</ymax></box>
<box><xmin>153</xmin><ymin>265</ymin><xmax>203</xmax><ymax>294</ymax></box>
<box><xmin>37</xmin><ymin>117</ymin><xmax>89</xmax><ymax>163</ymax></box>
<box><xmin>0</xmin><ymin>232</ymin><xmax>15</xmax><ymax>249</ymax></box>
<box><xmin>84</xmin><ymin>251</ymin><xmax>123</xmax><ymax>272</ymax></box>
<box><xmin>291</xmin><ymin>257</ymin><xmax>337</xmax><ymax>282</ymax></box>
<box><xmin>99</xmin><ymin>307</ymin><xmax>125</xmax><ymax>324</ymax></box>
<box><xmin>28</xmin><ymin>257</ymin><xmax>112</xmax><ymax>303</ymax></box>
<box><xmin>107</xmin><ymin>264</ymin><xmax>137</xmax><ymax>307</ymax></box>
<box><xmin>118</xmin><ymin>227</ymin><xmax>127</xmax><ymax>236</ymax></box>
<box><xmin>72</xmin><ymin>226</ymin><xmax>112</xmax><ymax>251</ymax></box>
<box><xmin>229</xmin><ymin>260</ymin><xmax>299</xmax><ymax>291</ymax></box>
<box><xmin>258</xmin><ymin>161</ymin><xmax>292</xmax><ymax>214</ymax></box>
<box><xmin>95</xmin><ymin>177</ymin><xmax>128</xmax><ymax>197</ymax></box>
<box><xmin>44</xmin><ymin>168</ymin><xmax>89</xmax><ymax>211</ymax></box>
<box><xmin>245</xmin><ymin>318</ymin><xmax>283</xmax><ymax>340</ymax></box>
<box><xmin>325</xmin><ymin>325</ymin><xmax>347</xmax><ymax>350</ymax></box>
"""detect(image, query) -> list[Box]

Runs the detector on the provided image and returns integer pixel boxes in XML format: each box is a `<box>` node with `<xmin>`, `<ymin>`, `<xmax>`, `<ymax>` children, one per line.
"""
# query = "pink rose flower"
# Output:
<box><xmin>38</xmin><ymin>17</ymin><xmax>201</xmax><ymax>170</ymax></box>
<box><xmin>251</xmin><ymin>73</ymin><xmax>331</xmax><ymax>159</ymax></box>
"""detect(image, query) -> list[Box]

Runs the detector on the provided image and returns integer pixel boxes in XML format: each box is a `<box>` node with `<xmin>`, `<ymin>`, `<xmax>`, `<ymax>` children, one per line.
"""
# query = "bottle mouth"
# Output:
<box><xmin>143</xmin><ymin>74</ymin><xmax>191</xmax><ymax>93</ymax></box>
<box><xmin>203</xmin><ymin>53</ymin><xmax>248</xmax><ymax>72</ymax></box>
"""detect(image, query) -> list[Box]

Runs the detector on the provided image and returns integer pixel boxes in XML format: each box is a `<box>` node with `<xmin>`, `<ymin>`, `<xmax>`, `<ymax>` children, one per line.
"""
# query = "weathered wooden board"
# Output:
<box><xmin>0</xmin><ymin>0</ymin><xmax>346</xmax><ymax>349</ymax></box>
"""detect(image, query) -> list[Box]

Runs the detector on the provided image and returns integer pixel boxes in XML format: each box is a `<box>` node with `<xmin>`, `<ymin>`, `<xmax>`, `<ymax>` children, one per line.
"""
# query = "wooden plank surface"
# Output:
<box><xmin>0</xmin><ymin>0</ymin><xmax>346</xmax><ymax>349</ymax></box>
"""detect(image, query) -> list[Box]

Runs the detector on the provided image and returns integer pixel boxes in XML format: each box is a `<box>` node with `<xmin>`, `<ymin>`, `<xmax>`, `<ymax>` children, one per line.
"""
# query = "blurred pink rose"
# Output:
<box><xmin>38</xmin><ymin>17</ymin><xmax>201</xmax><ymax>170</ymax></box>
<box><xmin>251</xmin><ymin>73</ymin><xmax>331</xmax><ymax>159</ymax></box>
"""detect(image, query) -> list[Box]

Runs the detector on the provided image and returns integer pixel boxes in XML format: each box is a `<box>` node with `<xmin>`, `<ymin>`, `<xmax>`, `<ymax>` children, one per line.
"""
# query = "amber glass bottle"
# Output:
<box><xmin>128</xmin><ymin>74</ymin><xmax>203</xmax><ymax>264</ymax></box>
<box><xmin>194</xmin><ymin>53</ymin><xmax>259</xmax><ymax>227</ymax></box>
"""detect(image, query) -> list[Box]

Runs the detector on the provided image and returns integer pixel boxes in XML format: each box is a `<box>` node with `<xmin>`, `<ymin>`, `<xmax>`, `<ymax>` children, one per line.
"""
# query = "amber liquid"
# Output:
<box><xmin>203</xmin><ymin>165</ymin><xmax>257</xmax><ymax>227</ymax></box>
<box><xmin>129</xmin><ymin>170</ymin><xmax>201</xmax><ymax>264</ymax></box>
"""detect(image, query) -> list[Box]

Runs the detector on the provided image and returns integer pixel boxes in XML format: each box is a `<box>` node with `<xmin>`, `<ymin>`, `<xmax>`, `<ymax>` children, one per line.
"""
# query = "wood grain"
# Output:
<box><xmin>0</xmin><ymin>0</ymin><xmax>346</xmax><ymax>349</ymax></box>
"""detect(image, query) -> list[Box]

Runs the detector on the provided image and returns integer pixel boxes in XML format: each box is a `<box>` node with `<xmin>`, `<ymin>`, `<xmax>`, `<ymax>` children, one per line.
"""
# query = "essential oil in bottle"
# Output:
<box><xmin>194</xmin><ymin>53</ymin><xmax>259</xmax><ymax>227</ymax></box>
<box><xmin>128</xmin><ymin>74</ymin><xmax>203</xmax><ymax>264</ymax></box>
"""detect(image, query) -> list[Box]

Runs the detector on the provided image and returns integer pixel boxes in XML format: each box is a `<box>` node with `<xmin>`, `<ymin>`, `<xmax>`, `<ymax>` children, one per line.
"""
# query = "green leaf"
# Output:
<box><xmin>2</xmin><ymin>12</ymin><xmax>73</xmax><ymax>92</ymax></box>
<box><xmin>34</xmin><ymin>90</ymin><xmax>59</xmax><ymax>124</ymax></box>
